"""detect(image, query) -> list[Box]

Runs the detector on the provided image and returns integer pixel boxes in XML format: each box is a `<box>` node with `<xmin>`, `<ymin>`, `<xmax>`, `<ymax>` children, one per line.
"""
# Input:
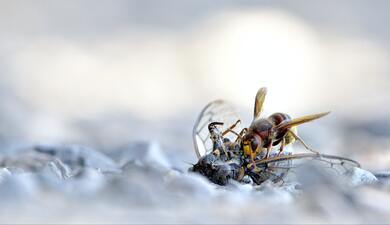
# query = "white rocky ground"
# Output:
<box><xmin>0</xmin><ymin>142</ymin><xmax>388</xmax><ymax>224</ymax></box>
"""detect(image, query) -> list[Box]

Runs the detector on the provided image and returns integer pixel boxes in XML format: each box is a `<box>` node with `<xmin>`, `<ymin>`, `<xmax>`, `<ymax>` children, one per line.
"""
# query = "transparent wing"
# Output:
<box><xmin>253</xmin><ymin>153</ymin><xmax>361</xmax><ymax>184</ymax></box>
<box><xmin>193</xmin><ymin>100</ymin><xmax>243</xmax><ymax>159</ymax></box>
<box><xmin>275</xmin><ymin>112</ymin><xmax>330</xmax><ymax>130</ymax></box>
<box><xmin>254</xmin><ymin>87</ymin><xmax>267</xmax><ymax>120</ymax></box>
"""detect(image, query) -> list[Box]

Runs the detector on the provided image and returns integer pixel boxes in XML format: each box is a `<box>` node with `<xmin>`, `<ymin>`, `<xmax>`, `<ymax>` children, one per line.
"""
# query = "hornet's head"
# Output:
<box><xmin>241</xmin><ymin>132</ymin><xmax>262</xmax><ymax>159</ymax></box>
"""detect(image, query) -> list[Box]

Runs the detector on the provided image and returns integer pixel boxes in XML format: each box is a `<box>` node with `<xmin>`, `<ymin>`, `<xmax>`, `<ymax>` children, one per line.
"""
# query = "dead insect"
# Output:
<box><xmin>240</xmin><ymin>87</ymin><xmax>330</xmax><ymax>166</ymax></box>
<box><xmin>193</xmin><ymin>100</ymin><xmax>243</xmax><ymax>159</ymax></box>
<box><xmin>191</xmin><ymin>117</ymin><xmax>245</xmax><ymax>185</ymax></box>
<box><xmin>208</xmin><ymin>121</ymin><xmax>241</xmax><ymax>160</ymax></box>
<box><xmin>190</xmin><ymin>153</ymin><xmax>242</xmax><ymax>185</ymax></box>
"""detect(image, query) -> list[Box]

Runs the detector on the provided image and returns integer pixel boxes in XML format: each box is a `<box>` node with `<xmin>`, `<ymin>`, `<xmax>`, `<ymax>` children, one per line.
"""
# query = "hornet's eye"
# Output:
<box><xmin>242</xmin><ymin>134</ymin><xmax>261</xmax><ymax>157</ymax></box>
<box><xmin>250</xmin><ymin>141</ymin><xmax>259</xmax><ymax>153</ymax></box>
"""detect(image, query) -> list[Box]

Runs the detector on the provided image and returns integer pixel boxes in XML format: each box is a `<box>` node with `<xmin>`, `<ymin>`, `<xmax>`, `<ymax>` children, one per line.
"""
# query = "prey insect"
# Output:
<box><xmin>207</xmin><ymin>121</ymin><xmax>241</xmax><ymax>160</ymax></box>
<box><xmin>190</xmin><ymin>121</ymin><xmax>244</xmax><ymax>185</ymax></box>
<box><xmin>193</xmin><ymin>100</ymin><xmax>243</xmax><ymax>159</ymax></box>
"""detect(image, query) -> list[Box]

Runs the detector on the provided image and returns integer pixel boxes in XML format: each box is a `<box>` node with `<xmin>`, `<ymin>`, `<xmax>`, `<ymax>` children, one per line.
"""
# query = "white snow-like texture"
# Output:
<box><xmin>345</xmin><ymin>167</ymin><xmax>378</xmax><ymax>187</ymax></box>
<box><xmin>0</xmin><ymin>168</ymin><xmax>11</xmax><ymax>183</ymax></box>
<box><xmin>0</xmin><ymin>142</ymin><xmax>388</xmax><ymax>224</ymax></box>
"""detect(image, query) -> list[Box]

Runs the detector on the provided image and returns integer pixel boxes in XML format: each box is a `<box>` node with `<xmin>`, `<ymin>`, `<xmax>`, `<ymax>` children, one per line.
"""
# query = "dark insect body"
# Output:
<box><xmin>190</xmin><ymin>153</ymin><xmax>243</xmax><ymax>185</ymax></box>
<box><xmin>241</xmin><ymin>87</ymin><xmax>330</xmax><ymax>167</ymax></box>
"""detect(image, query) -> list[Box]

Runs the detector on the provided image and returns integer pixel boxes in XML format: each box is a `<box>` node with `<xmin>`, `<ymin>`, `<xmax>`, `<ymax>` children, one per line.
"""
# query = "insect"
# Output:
<box><xmin>207</xmin><ymin>121</ymin><xmax>242</xmax><ymax>160</ymax></box>
<box><xmin>190</xmin><ymin>121</ymin><xmax>244</xmax><ymax>185</ymax></box>
<box><xmin>241</xmin><ymin>87</ymin><xmax>330</xmax><ymax>166</ymax></box>
<box><xmin>192</xmin><ymin>88</ymin><xmax>360</xmax><ymax>186</ymax></box>
<box><xmin>193</xmin><ymin>100</ymin><xmax>243</xmax><ymax>159</ymax></box>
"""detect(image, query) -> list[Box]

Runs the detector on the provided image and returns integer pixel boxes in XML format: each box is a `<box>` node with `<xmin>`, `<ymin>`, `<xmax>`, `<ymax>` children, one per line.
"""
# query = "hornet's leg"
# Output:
<box><xmin>222</xmin><ymin>120</ymin><xmax>241</xmax><ymax>136</ymax></box>
<box><xmin>287</xmin><ymin>129</ymin><xmax>319</xmax><ymax>155</ymax></box>
<box><xmin>222</xmin><ymin>129</ymin><xmax>241</xmax><ymax>138</ymax></box>
<box><xmin>234</xmin><ymin>128</ymin><xmax>248</xmax><ymax>143</ymax></box>
<box><xmin>265</xmin><ymin>136</ymin><xmax>274</xmax><ymax>159</ymax></box>
<box><xmin>247</xmin><ymin>153</ymin><xmax>261</xmax><ymax>173</ymax></box>
<box><xmin>277</xmin><ymin>138</ymin><xmax>285</xmax><ymax>156</ymax></box>
<box><xmin>222</xmin><ymin>120</ymin><xmax>247</xmax><ymax>142</ymax></box>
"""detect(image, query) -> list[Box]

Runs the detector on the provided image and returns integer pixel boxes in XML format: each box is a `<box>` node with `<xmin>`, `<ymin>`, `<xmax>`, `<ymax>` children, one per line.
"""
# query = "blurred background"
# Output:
<box><xmin>1</xmin><ymin>0</ymin><xmax>390</xmax><ymax>170</ymax></box>
<box><xmin>2</xmin><ymin>1</ymin><xmax>390</xmax><ymax>224</ymax></box>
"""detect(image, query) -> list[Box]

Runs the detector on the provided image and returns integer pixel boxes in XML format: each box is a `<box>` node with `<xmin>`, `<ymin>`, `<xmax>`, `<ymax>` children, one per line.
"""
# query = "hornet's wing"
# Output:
<box><xmin>275</xmin><ymin>112</ymin><xmax>330</xmax><ymax>131</ymax></box>
<box><xmin>254</xmin><ymin>87</ymin><xmax>267</xmax><ymax>120</ymax></box>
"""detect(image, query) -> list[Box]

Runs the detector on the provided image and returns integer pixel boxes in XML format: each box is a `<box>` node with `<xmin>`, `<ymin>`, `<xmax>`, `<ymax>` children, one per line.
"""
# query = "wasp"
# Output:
<box><xmin>240</xmin><ymin>87</ymin><xmax>330</xmax><ymax>166</ymax></box>
<box><xmin>192</xmin><ymin>95</ymin><xmax>360</xmax><ymax>186</ymax></box>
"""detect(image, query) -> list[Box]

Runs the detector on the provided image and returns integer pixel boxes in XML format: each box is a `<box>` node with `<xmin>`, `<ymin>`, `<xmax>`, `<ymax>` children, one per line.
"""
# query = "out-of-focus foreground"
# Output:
<box><xmin>1</xmin><ymin>1</ymin><xmax>390</xmax><ymax>223</ymax></box>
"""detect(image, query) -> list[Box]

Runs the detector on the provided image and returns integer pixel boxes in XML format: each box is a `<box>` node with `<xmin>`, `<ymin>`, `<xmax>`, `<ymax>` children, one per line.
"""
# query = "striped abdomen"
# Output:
<box><xmin>268</xmin><ymin>112</ymin><xmax>296</xmax><ymax>146</ymax></box>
